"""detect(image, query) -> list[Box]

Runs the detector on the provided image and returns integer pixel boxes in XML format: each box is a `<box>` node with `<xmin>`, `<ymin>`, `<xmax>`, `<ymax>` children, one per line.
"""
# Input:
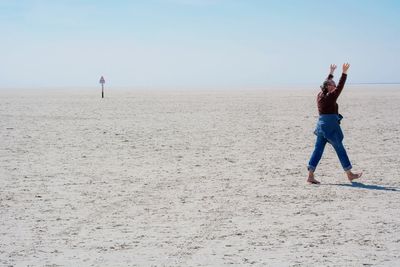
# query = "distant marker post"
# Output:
<box><xmin>99</xmin><ymin>76</ymin><xmax>105</xmax><ymax>98</ymax></box>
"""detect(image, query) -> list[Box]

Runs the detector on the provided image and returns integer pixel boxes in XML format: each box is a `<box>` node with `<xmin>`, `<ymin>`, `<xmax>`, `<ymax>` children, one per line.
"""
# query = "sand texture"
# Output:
<box><xmin>1</xmin><ymin>87</ymin><xmax>400</xmax><ymax>266</ymax></box>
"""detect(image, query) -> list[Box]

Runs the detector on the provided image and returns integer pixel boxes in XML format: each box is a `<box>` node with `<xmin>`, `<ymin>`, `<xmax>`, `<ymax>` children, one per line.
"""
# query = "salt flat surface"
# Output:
<box><xmin>1</xmin><ymin>87</ymin><xmax>400</xmax><ymax>266</ymax></box>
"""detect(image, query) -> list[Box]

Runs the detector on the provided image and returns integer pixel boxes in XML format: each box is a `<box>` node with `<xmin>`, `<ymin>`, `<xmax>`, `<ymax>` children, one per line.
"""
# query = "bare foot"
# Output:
<box><xmin>307</xmin><ymin>171</ymin><xmax>320</xmax><ymax>184</ymax></box>
<box><xmin>346</xmin><ymin>170</ymin><xmax>362</xmax><ymax>182</ymax></box>
<box><xmin>307</xmin><ymin>179</ymin><xmax>321</xmax><ymax>184</ymax></box>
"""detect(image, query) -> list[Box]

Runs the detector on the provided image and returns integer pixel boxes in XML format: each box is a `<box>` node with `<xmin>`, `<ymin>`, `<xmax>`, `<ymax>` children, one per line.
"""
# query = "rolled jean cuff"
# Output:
<box><xmin>343</xmin><ymin>165</ymin><xmax>352</xmax><ymax>171</ymax></box>
<box><xmin>307</xmin><ymin>165</ymin><xmax>316</xmax><ymax>172</ymax></box>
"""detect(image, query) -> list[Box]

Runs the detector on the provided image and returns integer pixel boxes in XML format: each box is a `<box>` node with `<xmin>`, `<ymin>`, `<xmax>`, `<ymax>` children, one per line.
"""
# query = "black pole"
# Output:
<box><xmin>102</xmin><ymin>84</ymin><xmax>104</xmax><ymax>98</ymax></box>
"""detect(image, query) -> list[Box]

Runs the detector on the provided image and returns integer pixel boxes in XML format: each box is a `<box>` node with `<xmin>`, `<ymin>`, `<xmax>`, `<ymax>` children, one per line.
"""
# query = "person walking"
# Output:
<box><xmin>307</xmin><ymin>63</ymin><xmax>362</xmax><ymax>184</ymax></box>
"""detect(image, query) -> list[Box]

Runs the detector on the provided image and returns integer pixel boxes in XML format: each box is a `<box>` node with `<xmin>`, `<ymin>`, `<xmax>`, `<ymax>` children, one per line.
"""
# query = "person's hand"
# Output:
<box><xmin>329</xmin><ymin>64</ymin><xmax>337</xmax><ymax>75</ymax></box>
<box><xmin>342</xmin><ymin>63</ymin><xmax>350</xmax><ymax>74</ymax></box>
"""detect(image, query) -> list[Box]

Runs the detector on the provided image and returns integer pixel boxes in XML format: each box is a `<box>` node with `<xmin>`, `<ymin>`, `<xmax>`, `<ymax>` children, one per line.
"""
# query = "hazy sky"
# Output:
<box><xmin>1</xmin><ymin>0</ymin><xmax>399</xmax><ymax>88</ymax></box>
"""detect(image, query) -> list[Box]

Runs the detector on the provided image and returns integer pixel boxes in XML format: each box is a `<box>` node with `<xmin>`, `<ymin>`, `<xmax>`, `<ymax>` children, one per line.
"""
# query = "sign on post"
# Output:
<box><xmin>99</xmin><ymin>76</ymin><xmax>105</xmax><ymax>98</ymax></box>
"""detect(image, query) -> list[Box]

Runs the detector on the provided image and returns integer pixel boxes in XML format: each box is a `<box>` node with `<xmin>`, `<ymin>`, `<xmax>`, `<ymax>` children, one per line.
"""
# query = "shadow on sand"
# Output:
<box><xmin>327</xmin><ymin>182</ymin><xmax>399</xmax><ymax>192</ymax></box>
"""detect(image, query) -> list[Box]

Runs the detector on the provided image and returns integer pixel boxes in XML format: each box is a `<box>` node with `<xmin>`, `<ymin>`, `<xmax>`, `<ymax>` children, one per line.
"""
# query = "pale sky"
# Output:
<box><xmin>1</xmin><ymin>0</ymin><xmax>399</xmax><ymax>88</ymax></box>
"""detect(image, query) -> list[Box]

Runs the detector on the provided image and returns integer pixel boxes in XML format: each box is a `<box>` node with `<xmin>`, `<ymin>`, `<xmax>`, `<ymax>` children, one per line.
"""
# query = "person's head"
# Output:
<box><xmin>321</xmin><ymin>80</ymin><xmax>336</xmax><ymax>93</ymax></box>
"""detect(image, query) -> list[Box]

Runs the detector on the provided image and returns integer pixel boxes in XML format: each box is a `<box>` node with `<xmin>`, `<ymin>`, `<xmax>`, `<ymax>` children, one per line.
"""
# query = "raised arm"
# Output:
<box><xmin>331</xmin><ymin>63</ymin><xmax>350</xmax><ymax>98</ymax></box>
<box><xmin>327</xmin><ymin>64</ymin><xmax>337</xmax><ymax>80</ymax></box>
<box><xmin>342</xmin><ymin>63</ymin><xmax>350</xmax><ymax>74</ymax></box>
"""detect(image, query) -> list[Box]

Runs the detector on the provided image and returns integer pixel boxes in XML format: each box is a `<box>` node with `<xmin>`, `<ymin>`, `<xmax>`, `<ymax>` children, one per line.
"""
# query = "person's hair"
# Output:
<box><xmin>320</xmin><ymin>81</ymin><xmax>329</xmax><ymax>94</ymax></box>
<box><xmin>320</xmin><ymin>80</ymin><xmax>336</xmax><ymax>94</ymax></box>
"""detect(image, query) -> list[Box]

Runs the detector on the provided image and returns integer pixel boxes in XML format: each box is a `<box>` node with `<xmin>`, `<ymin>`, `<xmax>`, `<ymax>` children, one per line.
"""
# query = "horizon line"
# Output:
<box><xmin>1</xmin><ymin>82</ymin><xmax>400</xmax><ymax>90</ymax></box>
<box><xmin>1</xmin><ymin>82</ymin><xmax>400</xmax><ymax>87</ymax></box>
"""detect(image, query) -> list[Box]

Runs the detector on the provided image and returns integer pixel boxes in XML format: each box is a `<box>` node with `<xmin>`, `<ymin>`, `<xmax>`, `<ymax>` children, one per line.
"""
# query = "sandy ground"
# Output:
<box><xmin>1</xmin><ymin>87</ymin><xmax>400</xmax><ymax>266</ymax></box>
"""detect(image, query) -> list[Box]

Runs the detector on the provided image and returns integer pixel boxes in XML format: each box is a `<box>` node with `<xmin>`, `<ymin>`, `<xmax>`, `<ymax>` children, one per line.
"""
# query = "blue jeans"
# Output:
<box><xmin>308</xmin><ymin>114</ymin><xmax>352</xmax><ymax>172</ymax></box>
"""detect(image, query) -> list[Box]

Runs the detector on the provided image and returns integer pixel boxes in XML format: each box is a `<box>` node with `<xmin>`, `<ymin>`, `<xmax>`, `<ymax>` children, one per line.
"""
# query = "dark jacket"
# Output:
<box><xmin>317</xmin><ymin>73</ymin><xmax>347</xmax><ymax>115</ymax></box>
